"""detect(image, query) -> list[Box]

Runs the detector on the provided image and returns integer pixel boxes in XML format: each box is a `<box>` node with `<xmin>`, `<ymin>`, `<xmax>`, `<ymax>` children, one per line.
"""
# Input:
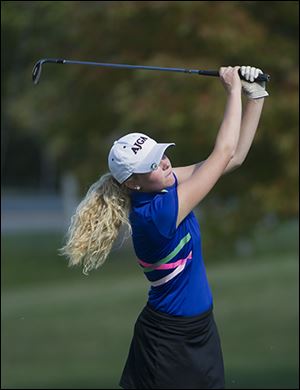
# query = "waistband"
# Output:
<box><xmin>141</xmin><ymin>303</ymin><xmax>213</xmax><ymax>328</ymax></box>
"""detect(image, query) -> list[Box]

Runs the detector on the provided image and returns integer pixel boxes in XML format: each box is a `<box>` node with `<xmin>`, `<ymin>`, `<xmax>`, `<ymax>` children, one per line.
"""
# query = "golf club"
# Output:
<box><xmin>32</xmin><ymin>58</ymin><xmax>271</xmax><ymax>85</ymax></box>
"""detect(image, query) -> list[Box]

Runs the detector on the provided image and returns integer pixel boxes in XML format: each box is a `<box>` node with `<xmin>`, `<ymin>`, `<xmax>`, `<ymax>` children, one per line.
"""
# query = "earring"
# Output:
<box><xmin>135</xmin><ymin>186</ymin><xmax>141</xmax><ymax>191</ymax></box>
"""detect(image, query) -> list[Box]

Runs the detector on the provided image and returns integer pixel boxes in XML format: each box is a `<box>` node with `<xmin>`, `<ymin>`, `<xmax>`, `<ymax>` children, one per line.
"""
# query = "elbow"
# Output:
<box><xmin>231</xmin><ymin>155</ymin><xmax>244</xmax><ymax>170</ymax></box>
<box><xmin>215</xmin><ymin>141</ymin><xmax>236</xmax><ymax>160</ymax></box>
<box><xmin>223</xmin><ymin>156</ymin><xmax>243</xmax><ymax>175</ymax></box>
<box><xmin>233</xmin><ymin>152</ymin><xmax>245</xmax><ymax>167</ymax></box>
<box><xmin>222</xmin><ymin>144</ymin><xmax>237</xmax><ymax>160</ymax></box>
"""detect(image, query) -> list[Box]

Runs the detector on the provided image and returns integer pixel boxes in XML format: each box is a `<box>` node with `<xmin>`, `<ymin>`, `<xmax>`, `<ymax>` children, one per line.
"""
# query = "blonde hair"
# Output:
<box><xmin>59</xmin><ymin>172</ymin><xmax>131</xmax><ymax>275</ymax></box>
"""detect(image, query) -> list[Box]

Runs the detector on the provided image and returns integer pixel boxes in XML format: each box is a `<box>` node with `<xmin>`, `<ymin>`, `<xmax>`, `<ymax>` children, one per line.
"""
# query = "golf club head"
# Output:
<box><xmin>32</xmin><ymin>59</ymin><xmax>65</xmax><ymax>85</ymax></box>
<box><xmin>32</xmin><ymin>60</ymin><xmax>44</xmax><ymax>84</ymax></box>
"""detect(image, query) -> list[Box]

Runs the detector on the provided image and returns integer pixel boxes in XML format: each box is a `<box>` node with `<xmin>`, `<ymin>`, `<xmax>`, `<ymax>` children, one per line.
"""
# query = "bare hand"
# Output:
<box><xmin>219</xmin><ymin>66</ymin><xmax>242</xmax><ymax>95</ymax></box>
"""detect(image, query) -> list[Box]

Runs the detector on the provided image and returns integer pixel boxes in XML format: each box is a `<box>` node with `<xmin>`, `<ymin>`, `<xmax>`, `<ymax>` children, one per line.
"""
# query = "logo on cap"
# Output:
<box><xmin>131</xmin><ymin>136</ymin><xmax>148</xmax><ymax>154</ymax></box>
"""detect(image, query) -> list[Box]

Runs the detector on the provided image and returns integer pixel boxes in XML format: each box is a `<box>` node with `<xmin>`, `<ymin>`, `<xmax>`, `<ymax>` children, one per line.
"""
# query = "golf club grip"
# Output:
<box><xmin>198</xmin><ymin>69</ymin><xmax>270</xmax><ymax>82</ymax></box>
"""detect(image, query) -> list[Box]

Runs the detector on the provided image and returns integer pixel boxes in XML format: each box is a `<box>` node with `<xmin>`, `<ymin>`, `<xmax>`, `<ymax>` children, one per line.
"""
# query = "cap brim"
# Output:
<box><xmin>133</xmin><ymin>143</ymin><xmax>175</xmax><ymax>174</ymax></box>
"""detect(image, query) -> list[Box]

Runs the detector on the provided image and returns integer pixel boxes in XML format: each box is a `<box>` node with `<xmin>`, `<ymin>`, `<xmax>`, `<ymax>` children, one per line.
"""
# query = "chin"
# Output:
<box><xmin>166</xmin><ymin>174</ymin><xmax>175</xmax><ymax>186</ymax></box>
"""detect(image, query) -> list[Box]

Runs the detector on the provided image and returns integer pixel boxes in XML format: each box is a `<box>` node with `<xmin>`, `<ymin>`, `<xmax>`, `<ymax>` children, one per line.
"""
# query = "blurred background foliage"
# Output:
<box><xmin>2</xmin><ymin>1</ymin><xmax>299</xmax><ymax>259</ymax></box>
<box><xmin>1</xmin><ymin>2</ymin><xmax>299</xmax><ymax>389</ymax></box>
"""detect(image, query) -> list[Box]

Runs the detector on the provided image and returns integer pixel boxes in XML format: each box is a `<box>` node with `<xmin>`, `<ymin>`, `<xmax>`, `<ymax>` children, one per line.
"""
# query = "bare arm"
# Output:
<box><xmin>176</xmin><ymin>66</ymin><xmax>242</xmax><ymax>227</ymax></box>
<box><xmin>223</xmin><ymin>97</ymin><xmax>265</xmax><ymax>173</ymax></box>
<box><xmin>174</xmin><ymin>66</ymin><xmax>268</xmax><ymax>183</ymax></box>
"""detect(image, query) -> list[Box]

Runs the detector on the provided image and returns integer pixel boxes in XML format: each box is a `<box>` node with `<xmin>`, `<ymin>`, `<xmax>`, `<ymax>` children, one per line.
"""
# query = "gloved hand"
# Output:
<box><xmin>240</xmin><ymin>66</ymin><xmax>269</xmax><ymax>99</ymax></box>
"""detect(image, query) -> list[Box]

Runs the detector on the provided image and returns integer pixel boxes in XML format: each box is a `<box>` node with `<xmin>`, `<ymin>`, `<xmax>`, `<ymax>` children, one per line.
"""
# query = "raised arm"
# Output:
<box><xmin>223</xmin><ymin>98</ymin><xmax>264</xmax><ymax>173</ymax></box>
<box><xmin>223</xmin><ymin>66</ymin><xmax>268</xmax><ymax>173</ymax></box>
<box><xmin>176</xmin><ymin>66</ymin><xmax>242</xmax><ymax>228</ymax></box>
<box><xmin>174</xmin><ymin>66</ymin><xmax>268</xmax><ymax>181</ymax></box>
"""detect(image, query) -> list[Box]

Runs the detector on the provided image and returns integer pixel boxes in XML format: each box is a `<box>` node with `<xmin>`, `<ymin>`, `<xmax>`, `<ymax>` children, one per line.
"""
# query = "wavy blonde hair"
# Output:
<box><xmin>59</xmin><ymin>173</ymin><xmax>131</xmax><ymax>275</ymax></box>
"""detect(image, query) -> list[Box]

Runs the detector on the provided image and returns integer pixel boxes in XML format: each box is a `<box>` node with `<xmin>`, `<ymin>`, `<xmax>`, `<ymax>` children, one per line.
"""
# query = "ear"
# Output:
<box><xmin>123</xmin><ymin>176</ymin><xmax>137</xmax><ymax>190</ymax></box>
<box><xmin>124</xmin><ymin>176</ymin><xmax>141</xmax><ymax>191</ymax></box>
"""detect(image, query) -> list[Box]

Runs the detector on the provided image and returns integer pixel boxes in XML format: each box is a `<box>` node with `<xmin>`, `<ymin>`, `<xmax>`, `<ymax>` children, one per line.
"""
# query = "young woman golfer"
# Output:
<box><xmin>61</xmin><ymin>65</ymin><xmax>268</xmax><ymax>389</ymax></box>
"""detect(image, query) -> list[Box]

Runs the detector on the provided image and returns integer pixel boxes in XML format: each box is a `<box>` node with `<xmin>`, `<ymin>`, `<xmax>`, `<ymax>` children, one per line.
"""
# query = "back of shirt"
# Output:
<box><xmin>130</xmin><ymin>174</ymin><xmax>213</xmax><ymax>316</ymax></box>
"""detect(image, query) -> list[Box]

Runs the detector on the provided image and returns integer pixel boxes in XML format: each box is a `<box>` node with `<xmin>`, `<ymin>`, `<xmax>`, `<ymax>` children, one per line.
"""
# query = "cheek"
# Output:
<box><xmin>150</xmin><ymin>170</ymin><xmax>165</xmax><ymax>182</ymax></box>
<box><xmin>142</xmin><ymin>170</ymin><xmax>165</xmax><ymax>189</ymax></box>
<box><xmin>139</xmin><ymin>169</ymin><xmax>170</xmax><ymax>191</ymax></box>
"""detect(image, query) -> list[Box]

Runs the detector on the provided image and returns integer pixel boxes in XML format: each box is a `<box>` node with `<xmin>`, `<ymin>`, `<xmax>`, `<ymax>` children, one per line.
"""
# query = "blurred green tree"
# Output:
<box><xmin>2</xmin><ymin>1</ymin><xmax>299</xmax><ymax>256</ymax></box>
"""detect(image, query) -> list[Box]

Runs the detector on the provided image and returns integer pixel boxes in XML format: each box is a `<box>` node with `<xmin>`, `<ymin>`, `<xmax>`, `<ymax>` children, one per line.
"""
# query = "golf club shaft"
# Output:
<box><xmin>32</xmin><ymin>58</ymin><xmax>271</xmax><ymax>84</ymax></box>
<box><xmin>60</xmin><ymin>59</ymin><xmax>217</xmax><ymax>76</ymax></box>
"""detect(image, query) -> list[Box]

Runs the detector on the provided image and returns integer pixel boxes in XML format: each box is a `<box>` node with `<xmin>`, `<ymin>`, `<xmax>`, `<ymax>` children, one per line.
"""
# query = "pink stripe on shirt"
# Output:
<box><xmin>138</xmin><ymin>251</ymin><xmax>192</xmax><ymax>271</ymax></box>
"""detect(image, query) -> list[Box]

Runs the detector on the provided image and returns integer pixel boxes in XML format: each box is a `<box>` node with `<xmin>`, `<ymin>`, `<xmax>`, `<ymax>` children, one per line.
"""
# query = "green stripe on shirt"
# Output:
<box><xmin>143</xmin><ymin>232</ymin><xmax>191</xmax><ymax>273</ymax></box>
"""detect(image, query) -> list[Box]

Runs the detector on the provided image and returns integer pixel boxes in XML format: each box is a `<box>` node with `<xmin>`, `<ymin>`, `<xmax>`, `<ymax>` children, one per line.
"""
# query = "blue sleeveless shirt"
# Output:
<box><xmin>129</xmin><ymin>174</ymin><xmax>213</xmax><ymax>316</ymax></box>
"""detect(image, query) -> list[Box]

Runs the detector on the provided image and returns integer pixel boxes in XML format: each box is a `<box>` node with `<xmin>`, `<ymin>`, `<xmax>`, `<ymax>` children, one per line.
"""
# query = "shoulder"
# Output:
<box><xmin>130</xmin><ymin>175</ymin><xmax>180</xmax><ymax>239</ymax></box>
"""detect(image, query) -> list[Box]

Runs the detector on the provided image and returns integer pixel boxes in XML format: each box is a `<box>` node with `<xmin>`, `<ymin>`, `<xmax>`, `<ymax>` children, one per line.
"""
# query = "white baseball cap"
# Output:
<box><xmin>108</xmin><ymin>133</ymin><xmax>175</xmax><ymax>183</ymax></box>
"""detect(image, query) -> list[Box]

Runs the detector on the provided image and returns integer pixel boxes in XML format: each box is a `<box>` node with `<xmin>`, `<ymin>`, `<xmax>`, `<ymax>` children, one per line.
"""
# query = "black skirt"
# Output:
<box><xmin>119</xmin><ymin>304</ymin><xmax>225</xmax><ymax>389</ymax></box>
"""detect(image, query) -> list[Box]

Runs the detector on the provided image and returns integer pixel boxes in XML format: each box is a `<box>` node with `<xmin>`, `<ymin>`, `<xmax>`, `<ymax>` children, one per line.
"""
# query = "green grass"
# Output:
<box><xmin>1</xmin><ymin>221</ymin><xmax>299</xmax><ymax>389</ymax></box>
<box><xmin>210</xmin><ymin>254</ymin><xmax>299</xmax><ymax>389</ymax></box>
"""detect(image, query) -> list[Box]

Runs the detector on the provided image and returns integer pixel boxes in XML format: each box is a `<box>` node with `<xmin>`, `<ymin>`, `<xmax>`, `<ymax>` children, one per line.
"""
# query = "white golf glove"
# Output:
<box><xmin>240</xmin><ymin>66</ymin><xmax>269</xmax><ymax>99</ymax></box>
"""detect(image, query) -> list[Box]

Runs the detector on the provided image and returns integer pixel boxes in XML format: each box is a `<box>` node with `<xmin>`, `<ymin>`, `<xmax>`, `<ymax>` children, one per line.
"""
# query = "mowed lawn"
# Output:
<box><xmin>1</xmin><ymin>225</ymin><xmax>299</xmax><ymax>389</ymax></box>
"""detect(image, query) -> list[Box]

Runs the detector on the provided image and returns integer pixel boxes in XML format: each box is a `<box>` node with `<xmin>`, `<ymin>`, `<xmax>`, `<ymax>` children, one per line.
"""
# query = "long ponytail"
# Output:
<box><xmin>59</xmin><ymin>173</ymin><xmax>131</xmax><ymax>275</ymax></box>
